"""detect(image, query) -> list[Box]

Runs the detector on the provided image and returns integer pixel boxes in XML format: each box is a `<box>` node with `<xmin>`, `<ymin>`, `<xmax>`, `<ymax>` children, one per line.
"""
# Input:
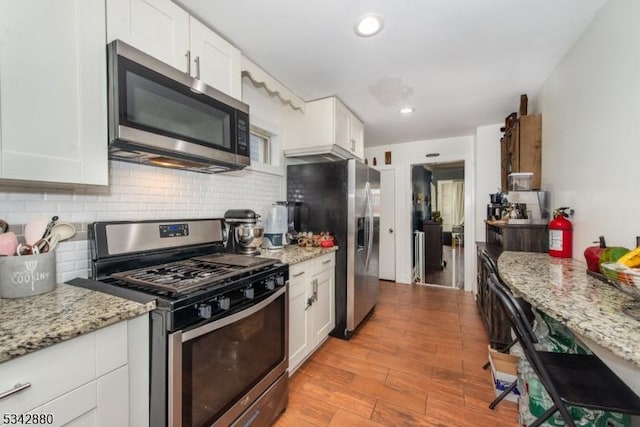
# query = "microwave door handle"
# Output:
<box><xmin>194</xmin><ymin>56</ymin><xmax>201</xmax><ymax>80</ymax></box>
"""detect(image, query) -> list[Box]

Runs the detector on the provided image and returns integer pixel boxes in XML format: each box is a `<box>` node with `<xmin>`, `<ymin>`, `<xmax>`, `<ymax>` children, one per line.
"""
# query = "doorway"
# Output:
<box><xmin>411</xmin><ymin>161</ymin><xmax>465</xmax><ymax>288</ymax></box>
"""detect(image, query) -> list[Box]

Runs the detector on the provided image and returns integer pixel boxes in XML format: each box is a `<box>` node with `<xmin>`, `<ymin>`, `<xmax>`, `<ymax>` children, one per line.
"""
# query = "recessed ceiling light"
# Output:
<box><xmin>354</xmin><ymin>14</ymin><xmax>384</xmax><ymax>37</ymax></box>
<box><xmin>399</xmin><ymin>107</ymin><xmax>414</xmax><ymax>114</ymax></box>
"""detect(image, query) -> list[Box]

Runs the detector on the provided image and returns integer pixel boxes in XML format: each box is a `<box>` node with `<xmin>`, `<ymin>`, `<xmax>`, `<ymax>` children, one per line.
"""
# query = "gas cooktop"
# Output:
<box><xmin>110</xmin><ymin>253</ymin><xmax>277</xmax><ymax>296</ymax></box>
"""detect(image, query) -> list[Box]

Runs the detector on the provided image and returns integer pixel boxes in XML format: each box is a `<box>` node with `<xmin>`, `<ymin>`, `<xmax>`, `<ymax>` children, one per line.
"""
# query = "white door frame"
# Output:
<box><xmin>405</xmin><ymin>155</ymin><xmax>475</xmax><ymax>292</ymax></box>
<box><xmin>379</xmin><ymin>169</ymin><xmax>396</xmax><ymax>281</ymax></box>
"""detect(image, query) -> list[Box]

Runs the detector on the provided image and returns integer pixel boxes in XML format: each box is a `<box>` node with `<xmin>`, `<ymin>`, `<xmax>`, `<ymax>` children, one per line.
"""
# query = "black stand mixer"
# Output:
<box><xmin>224</xmin><ymin>209</ymin><xmax>263</xmax><ymax>255</ymax></box>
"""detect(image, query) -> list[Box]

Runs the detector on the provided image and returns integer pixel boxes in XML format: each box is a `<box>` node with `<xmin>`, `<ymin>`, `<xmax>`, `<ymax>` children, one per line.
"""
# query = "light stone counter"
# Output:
<box><xmin>0</xmin><ymin>283</ymin><xmax>155</xmax><ymax>363</ymax></box>
<box><xmin>498</xmin><ymin>251</ymin><xmax>640</xmax><ymax>368</ymax></box>
<box><xmin>258</xmin><ymin>244</ymin><xmax>338</xmax><ymax>265</ymax></box>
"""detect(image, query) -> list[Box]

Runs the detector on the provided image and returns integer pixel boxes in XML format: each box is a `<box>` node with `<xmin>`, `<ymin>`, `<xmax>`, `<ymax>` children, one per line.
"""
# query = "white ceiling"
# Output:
<box><xmin>176</xmin><ymin>0</ymin><xmax>607</xmax><ymax>147</ymax></box>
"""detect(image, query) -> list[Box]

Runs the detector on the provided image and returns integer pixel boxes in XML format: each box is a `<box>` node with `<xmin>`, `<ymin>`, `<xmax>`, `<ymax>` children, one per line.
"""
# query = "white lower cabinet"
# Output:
<box><xmin>288</xmin><ymin>253</ymin><xmax>335</xmax><ymax>374</ymax></box>
<box><xmin>0</xmin><ymin>315</ymin><xmax>148</xmax><ymax>427</ymax></box>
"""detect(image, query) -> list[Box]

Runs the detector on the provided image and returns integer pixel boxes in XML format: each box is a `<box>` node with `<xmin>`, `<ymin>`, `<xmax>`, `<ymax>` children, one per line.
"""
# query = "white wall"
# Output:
<box><xmin>538</xmin><ymin>0</ymin><xmax>640</xmax><ymax>253</ymax></box>
<box><xmin>366</xmin><ymin>135</ymin><xmax>475</xmax><ymax>289</ymax></box>
<box><xmin>474</xmin><ymin>124</ymin><xmax>503</xmax><ymax>242</ymax></box>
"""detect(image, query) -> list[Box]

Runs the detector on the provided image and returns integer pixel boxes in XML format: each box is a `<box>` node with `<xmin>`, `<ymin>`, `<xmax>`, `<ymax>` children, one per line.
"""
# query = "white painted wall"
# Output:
<box><xmin>538</xmin><ymin>0</ymin><xmax>640</xmax><ymax>254</ymax></box>
<box><xmin>366</xmin><ymin>135</ymin><xmax>476</xmax><ymax>290</ymax></box>
<box><xmin>474</xmin><ymin>124</ymin><xmax>503</xmax><ymax>242</ymax></box>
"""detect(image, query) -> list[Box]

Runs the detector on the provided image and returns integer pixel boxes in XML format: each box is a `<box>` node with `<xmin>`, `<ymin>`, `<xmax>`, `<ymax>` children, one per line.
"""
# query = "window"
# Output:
<box><xmin>250</xmin><ymin>130</ymin><xmax>272</xmax><ymax>165</ymax></box>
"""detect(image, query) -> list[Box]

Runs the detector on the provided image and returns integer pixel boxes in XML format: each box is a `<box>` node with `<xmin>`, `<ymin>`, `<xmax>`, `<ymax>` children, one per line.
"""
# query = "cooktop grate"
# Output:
<box><xmin>109</xmin><ymin>254</ymin><xmax>277</xmax><ymax>296</ymax></box>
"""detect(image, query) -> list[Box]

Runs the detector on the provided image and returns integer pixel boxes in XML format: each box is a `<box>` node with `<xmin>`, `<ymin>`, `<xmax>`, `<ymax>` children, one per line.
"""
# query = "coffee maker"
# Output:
<box><xmin>223</xmin><ymin>209</ymin><xmax>263</xmax><ymax>255</ymax></box>
<box><xmin>487</xmin><ymin>192</ymin><xmax>508</xmax><ymax>220</ymax></box>
<box><xmin>276</xmin><ymin>201</ymin><xmax>302</xmax><ymax>244</ymax></box>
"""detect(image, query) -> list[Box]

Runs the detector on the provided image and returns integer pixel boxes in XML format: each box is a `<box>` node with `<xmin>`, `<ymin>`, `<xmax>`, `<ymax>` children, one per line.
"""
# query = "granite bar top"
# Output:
<box><xmin>0</xmin><ymin>283</ymin><xmax>155</xmax><ymax>364</ymax></box>
<box><xmin>498</xmin><ymin>251</ymin><xmax>640</xmax><ymax>367</ymax></box>
<box><xmin>258</xmin><ymin>244</ymin><xmax>338</xmax><ymax>265</ymax></box>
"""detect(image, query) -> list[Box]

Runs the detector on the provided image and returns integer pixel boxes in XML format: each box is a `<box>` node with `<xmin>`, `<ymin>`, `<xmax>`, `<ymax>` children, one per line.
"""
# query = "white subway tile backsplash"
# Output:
<box><xmin>2</xmin><ymin>161</ymin><xmax>284</xmax><ymax>281</ymax></box>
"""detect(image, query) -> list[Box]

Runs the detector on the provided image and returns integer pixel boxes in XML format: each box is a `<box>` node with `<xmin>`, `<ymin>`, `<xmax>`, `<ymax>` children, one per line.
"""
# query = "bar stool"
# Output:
<box><xmin>488</xmin><ymin>273</ymin><xmax>640</xmax><ymax>427</ymax></box>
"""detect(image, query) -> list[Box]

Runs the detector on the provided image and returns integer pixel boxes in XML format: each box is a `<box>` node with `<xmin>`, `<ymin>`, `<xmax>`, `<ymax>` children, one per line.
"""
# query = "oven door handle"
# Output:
<box><xmin>180</xmin><ymin>285</ymin><xmax>287</xmax><ymax>343</ymax></box>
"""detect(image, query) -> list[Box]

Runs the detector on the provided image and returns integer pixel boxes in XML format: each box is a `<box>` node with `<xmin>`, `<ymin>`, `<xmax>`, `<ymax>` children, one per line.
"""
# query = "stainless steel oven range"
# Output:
<box><xmin>70</xmin><ymin>218</ymin><xmax>289</xmax><ymax>427</ymax></box>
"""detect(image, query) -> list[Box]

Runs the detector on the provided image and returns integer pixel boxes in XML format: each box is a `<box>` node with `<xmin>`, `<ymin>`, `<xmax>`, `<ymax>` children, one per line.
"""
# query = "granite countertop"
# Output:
<box><xmin>258</xmin><ymin>244</ymin><xmax>338</xmax><ymax>264</ymax></box>
<box><xmin>498</xmin><ymin>251</ymin><xmax>640</xmax><ymax>367</ymax></box>
<box><xmin>0</xmin><ymin>283</ymin><xmax>155</xmax><ymax>364</ymax></box>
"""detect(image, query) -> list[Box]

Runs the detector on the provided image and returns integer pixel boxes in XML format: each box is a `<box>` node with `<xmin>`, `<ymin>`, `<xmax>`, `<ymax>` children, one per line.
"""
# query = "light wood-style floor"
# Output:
<box><xmin>273</xmin><ymin>280</ymin><xmax>518</xmax><ymax>426</ymax></box>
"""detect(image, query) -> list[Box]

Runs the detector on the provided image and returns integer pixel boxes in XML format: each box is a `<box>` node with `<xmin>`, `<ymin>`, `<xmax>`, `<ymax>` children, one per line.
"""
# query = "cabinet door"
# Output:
<box><xmin>0</xmin><ymin>0</ymin><xmax>108</xmax><ymax>185</ymax></box>
<box><xmin>350</xmin><ymin>115</ymin><xmax>364</xmax><ymax>160</ymax></box>
<box><xmin>40</xmin><ymin>381</ymin><xmax>98</xmax><ymax>427</ymax></box>
<box><xmin>334</xmin><ymin>99</ymin><xmax>351</xmax><ymax>151</ymax></box>
<box><xmin>288</xmin><ymin>266</ymin><xmax>311</xmax><ymax>374</ymax></box>
<box><xmin>189</xmin><ymin>17</ymin><xmax>242</xmax><ymax>99</ymax></box>
<box><xmin>107</xmin><ymin>0</ymin><xmax>190</xmax><ymax>72</ymax></box>
<box><xmin>311</xmin><ymin>268</ymin><xmax>334</xmax><ymax>345</ymax></box>
<box><xmin>96</xmin><ymin>366</ymin><xmax>129</xmax><ymax>427</ymax></box>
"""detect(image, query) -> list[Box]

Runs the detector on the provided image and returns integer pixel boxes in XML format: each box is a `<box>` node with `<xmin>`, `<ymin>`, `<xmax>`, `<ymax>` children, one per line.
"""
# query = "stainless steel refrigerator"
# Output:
<box><xmin>287</xmin><ymin>159</ymin><xmax>380</xmax><ymax>339</ymax></box>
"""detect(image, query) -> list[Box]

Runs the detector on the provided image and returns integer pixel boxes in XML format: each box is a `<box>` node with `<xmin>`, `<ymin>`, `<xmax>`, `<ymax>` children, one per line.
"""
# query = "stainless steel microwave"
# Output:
<box><xmin>107</xmin><ymin>40</ymin><xmax>250</xmax><ymax>173</ymax></box>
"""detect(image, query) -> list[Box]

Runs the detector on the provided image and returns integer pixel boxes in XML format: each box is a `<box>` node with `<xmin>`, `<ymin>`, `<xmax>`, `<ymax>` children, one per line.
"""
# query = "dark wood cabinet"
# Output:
<box><xmin>501</xmin><ymin>114</ymin><xmax>542</xmax><ymax>191</ymax></box>
<box><xmin>423</xmin><ymin>221</ymin><xmax>443</xmax><ymax>271</ymax></box>
<box><xmin>485</xmin><ymin>222</ymin><xmax>548</xmax><ymax>252</ymax></box>
<box><xmin>477</xmin><ymin>223</ymin><xmax>547</xmax><ymax>349</ymax></box>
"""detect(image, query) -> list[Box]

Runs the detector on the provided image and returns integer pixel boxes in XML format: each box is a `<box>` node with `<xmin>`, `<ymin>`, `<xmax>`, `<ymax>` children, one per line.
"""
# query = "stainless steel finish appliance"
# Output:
<box><xmin>224</xmin><ymin>209</ymin><xmax>263</xmax><ymax>255</ymax></box>
<box><xmin>506</xmin><ymin>191</ymin><xmax>550</xmax><ymax>222</ymax></box>
<box><xmin>107</xmin><ymin>40</ymin><xmax>251</xmax><ymax>173</ymax></box>
<box><xmin>71</xmin><ymin>218</ymin><xmax>289</xmax><ymax>427</ymax></box>
<box><xmin>287</xmin><ymin>159</ymin><xmax>380</xmax><ymax>339</ymax></box>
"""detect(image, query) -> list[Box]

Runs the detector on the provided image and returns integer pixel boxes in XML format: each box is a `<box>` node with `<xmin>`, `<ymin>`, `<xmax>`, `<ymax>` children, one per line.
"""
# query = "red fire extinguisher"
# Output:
<box><xmin>549</xmin><ymin>207</ymin><xmax>572</xmax><ymax>258</ymax></box>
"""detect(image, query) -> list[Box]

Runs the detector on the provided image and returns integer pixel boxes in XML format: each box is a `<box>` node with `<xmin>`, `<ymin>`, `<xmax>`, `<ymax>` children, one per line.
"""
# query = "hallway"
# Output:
<box><xmin>274</xmin><ymin>281</ymin><xmax>517</xmax><ymax>426</ymax></box>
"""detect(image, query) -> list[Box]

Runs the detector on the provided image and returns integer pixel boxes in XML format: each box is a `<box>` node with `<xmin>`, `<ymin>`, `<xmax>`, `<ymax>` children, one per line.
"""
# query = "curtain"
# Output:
<box><xmin>452</xmin><ymin>180</ymin><xmax>465</xmax><ymax>226</ymax></box>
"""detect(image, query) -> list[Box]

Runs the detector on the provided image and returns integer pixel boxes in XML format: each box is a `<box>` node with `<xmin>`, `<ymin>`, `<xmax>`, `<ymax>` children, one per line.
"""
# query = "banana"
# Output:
<box><xmin>618</xmin><ymin>247</ymin><xmax>640</xmax><ymax>268</ymax></box>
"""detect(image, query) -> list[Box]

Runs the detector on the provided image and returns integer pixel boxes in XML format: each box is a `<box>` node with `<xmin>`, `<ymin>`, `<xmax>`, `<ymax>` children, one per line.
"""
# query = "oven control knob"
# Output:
<box><xmin>276</xmin><ymin>274</ymin><xmax>285</xmax><ymax>286</ymax></box>
<box><xmin>218</xmin><ymin>297</ymin><xmax>231</xmax><ymax>311</ymax></box>
<box><xmin>244</xmin><ymin>287</ymin><xmax>254</xmax><ymax>299</ymax></box>
<box><xmin>197</xmin><ymin>304</ymin><xmax>212</xmax><ymax>319</ymax></box>
<box><xmin>265</xmin><ymin>278</ymin><xmax>275</xmax><ymax>290</ymax></box>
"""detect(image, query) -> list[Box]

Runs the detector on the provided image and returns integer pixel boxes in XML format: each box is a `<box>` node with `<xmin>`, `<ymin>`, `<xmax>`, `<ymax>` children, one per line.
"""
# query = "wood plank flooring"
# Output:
<box><xmin>273</xmin><ymin>280</ymin><xmax>518</xmax><ymax>426</ymax></box>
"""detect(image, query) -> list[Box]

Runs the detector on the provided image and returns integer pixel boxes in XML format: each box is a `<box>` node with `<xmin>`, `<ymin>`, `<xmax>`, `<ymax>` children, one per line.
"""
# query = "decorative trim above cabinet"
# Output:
<box><xmin>241</xmin><ymin>56</ymin><xmax>305</xmax><ymax>112</ymax></box>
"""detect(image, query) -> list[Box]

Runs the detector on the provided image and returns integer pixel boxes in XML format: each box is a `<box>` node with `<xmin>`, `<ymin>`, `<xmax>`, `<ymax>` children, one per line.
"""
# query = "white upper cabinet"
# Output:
<box><xmin>189</xmin><ymin>17</ymin><xmax>242</xmax><ymax>99</ymax></box>
<box><xmin>107</xmin><ymin>0</ymin><xmax>190</xmax><ymax>72</ymax></box>
<box><xmin>284</xmin><ymin>97</ymin><xmax>365</xmax><ymax>160</ymax></box>
<box><xmin>107</xmin><ymin>0</ymin><xmax>242</xmax><ymax>99</ymax></box>
<box><xmin>0</xmin><ymin>0</ymin><xmax>108</xmax><ymax>186</ymax></box>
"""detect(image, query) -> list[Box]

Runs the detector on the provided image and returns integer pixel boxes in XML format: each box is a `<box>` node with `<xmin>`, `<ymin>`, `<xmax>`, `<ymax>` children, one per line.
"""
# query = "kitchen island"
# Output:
<box><xmin>498</xmin><ymin>251</ymin><xmax>640</xmax><ymax>394</ymax></box>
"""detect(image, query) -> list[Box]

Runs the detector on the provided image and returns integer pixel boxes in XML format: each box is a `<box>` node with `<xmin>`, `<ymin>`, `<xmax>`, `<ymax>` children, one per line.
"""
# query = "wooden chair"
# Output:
<box><xmin>488</xmin><ymin>273</ymin><xmax>640</xmax><ymax>427</ymax></box>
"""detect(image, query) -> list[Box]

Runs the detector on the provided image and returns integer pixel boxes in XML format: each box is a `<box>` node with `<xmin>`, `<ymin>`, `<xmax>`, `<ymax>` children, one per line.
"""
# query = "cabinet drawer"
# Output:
<box><xmin>315</xmin><ymin>253</ymin><xmax>335</xmax><ymax>272</ymax></box>
<box><xmin>289</xmin><ymin>261</ymin><xmax>310</xmax><ymax>280</ymax></box>
<box><xmin>0</xmin><ymin>334</ymin><xmax>95</xmax><ymax>416</ymax></box>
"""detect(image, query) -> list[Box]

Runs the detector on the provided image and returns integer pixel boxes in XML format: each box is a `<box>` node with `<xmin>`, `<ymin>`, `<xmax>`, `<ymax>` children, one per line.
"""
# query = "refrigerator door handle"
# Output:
<box><xmin>365</xmin><ymin>182</ymin><xmax>374</xmax><ymax>270</ymax></box>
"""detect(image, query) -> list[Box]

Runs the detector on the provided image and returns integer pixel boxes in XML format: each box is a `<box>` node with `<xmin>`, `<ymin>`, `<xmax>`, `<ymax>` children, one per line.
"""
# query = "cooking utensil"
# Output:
<box><xmin>47</xmin><ymin>222</ymin><xmax>75</xmax><ymax>242</ymax></box>
<box><xmin>24</xmin><ymin>217</ymin><xmax>48</xmax><ymax>245</ymax></box>
<box><xmin>41</xmin><ymin>215</ymin><xmax>59</xmax><ymax>239</ymax></box>
<box><xmin>16</xmin><ymin>243</ymin><xmax>39</xmax><ymax>256</ymax></box>
<box><xmin>44</xmin><ymin>233</ymin><xmax>62</xmax><ymax>252</ymax></box>
<box><xmin>0</xmin><ymin>232</ymin><xmax>19</xmax><ymax>256</ymax></box>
